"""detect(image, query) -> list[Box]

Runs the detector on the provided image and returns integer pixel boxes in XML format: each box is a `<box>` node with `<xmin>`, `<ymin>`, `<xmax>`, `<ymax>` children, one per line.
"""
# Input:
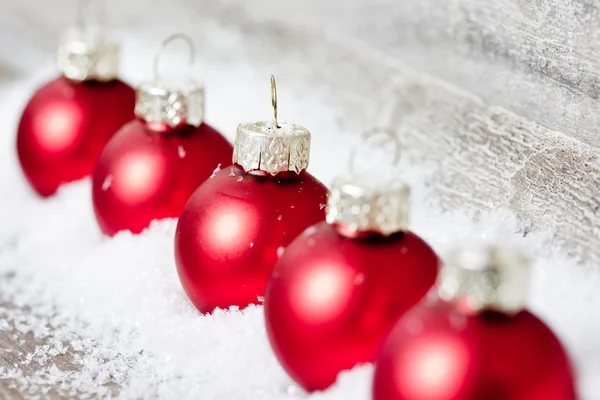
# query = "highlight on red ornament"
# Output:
<box><xmin>263</xmin><ymin>128</ymin><xmax>439</xmax><ymax>392</ymax></box>
<box><xmin>372</xmin><ymin>245</ymin><xmax>577</xmax><ymax>400</ymax></box>
<box><xmin>16</xmin><ymin>0</ymin><xmax>135</xmax><ymax>197</ymax></box>
<box><xmin>92</xmin><ymin>33</ymin><xmax>233</xmax><ymax>236</ymax></box>
<box><xmin>174</xmin><ymin>75</ymin><xmax>328</xmax><ymax>314</ymax></box>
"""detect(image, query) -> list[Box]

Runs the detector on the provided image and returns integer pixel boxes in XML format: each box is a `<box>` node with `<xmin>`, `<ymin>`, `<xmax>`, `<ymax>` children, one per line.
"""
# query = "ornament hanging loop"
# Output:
<box><xmin>153</xmin><ymin>33</ymin><xmax>196</xmax><ymax>81</ymax></box>
<box><xmin>438</xmin><ymin>245</ymin><xmax>530</xmax><ymax>316</ymax></box>
<box><xmin>271</xmin><ymin>75</ymin><xmax>280</xmax><ymax>128</ymax></box>
<box><xmin>76</xmin><ymin>0</ymin><xmax>107</xmax><ymax>34</ymax></box>
<box><xmin>58</xmin><ymin>0</ymin><xmax>118</xmax><ymax>82</ymax></box>
<box><xmin>136</xmin><ymin>33</ymin><xmax>204</xmax><ymax>129</ymax></box>
<box><xmin>327</xmin><ymin>127</ymin><xmax>409</xmax><ymax>237</ymax></box>
<box><xmin>348</xmin><ymin>127</ymin><xmax>401</xmax><ymax>179</ymax></box>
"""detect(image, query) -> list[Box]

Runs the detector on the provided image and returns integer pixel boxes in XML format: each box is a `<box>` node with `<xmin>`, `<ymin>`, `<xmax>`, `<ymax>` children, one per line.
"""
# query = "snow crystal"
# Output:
<box><xmin>210</xmin><ymin>164</ymin><xmax>222</xmax><ymax>179</ymax></box>
<box><xmin>353</xmin><ymin>274</ymin><xmax>365</xmax><ymax>286</ymax></box>
<box><xmin>277</xmin><ymin>247</ymin><xmax>285</xmax><ymax>258</ymax></box>
<box><xmin>102</xmin><ymin>175</ymin><xmax>113</xmax><ymax>191</ymax></box>
<box><xmin>0</xmin><ymin>33</ymin><xmax>599</xmax><ymax>400</ymax></box>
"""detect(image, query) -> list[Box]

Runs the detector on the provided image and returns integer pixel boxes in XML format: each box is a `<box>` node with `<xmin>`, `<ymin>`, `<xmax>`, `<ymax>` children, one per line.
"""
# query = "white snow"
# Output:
<box><xmin>0</xmin><ymin>36</ymin><xmax>599</xmax><ymax>400</ymax></box>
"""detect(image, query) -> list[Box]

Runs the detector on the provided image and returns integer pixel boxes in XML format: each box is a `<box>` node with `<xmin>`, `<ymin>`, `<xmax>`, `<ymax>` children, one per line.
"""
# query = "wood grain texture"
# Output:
<box><xmin>0</xmin><ymin>0</ymin><xmax>599</xmax><ymax>397</ymax></box>
<box><xmin>216</xmin><ymin>0</ymin><xmax>600</xmax><ymax>149</ymax></box>
<box><xmin>0</xmin><ymin>302</ymin><xmax>71</xmax><ymax>399</ymax></box>
<box><xmin>192</xmin><ymin>0</ymin><xmax>600</xmax><ymax>265</ymax></box>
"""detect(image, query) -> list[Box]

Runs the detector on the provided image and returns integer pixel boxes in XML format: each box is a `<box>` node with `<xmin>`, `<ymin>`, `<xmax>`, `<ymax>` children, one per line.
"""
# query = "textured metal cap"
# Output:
<box><xmin>232</xmin><ymin>121</ymin><xmax>311</xmax><ymax>175</ymax></box>
<box><xmin>135</xmin><ymin>34</ymin><xmax>205</xmax><ymax>129</ymax></box>
<box><xmin>438</xmin><ymin>245</ymin><xmax>530</xmax><ymax>315</ymax></box>
<box><xmin>57</xmin><ymin>28</ymin><xmax>119</xmax><ymax>82</ymax></box>
<box><xmin>326</xmin><ymin>177</ymin><xmax>410</xmax><ymax>236</ymax></box>
<box><xmin>134</xmin><ymin>80</ymin><xmax>204</xmax><ymax>129</ymax></box>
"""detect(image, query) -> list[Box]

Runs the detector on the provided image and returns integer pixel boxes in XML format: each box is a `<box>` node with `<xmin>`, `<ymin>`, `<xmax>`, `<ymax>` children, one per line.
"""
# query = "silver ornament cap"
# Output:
<box><xmin>438</xmin><ymin>245</ymin><xmax>530</xmax><ymax>316</ymax></box>
<box><xmin>135</xmin><ymin>80</ymin><xmax>204</xmax><ymax>129</ymax></box>
<box><xmin>57</xmin><ymin>27</ymin><xmax>119</xmax><ymax>82</ymax></box>
<box><xmin>135</xmin><ymin>34</ymin><xmax>204</xmax><ymax>129</ymax></box>
<box><xmin>232</xmin><ymin>76</ymin><xmax>311</xmax><ymax>175</ymax></box>
<box><xmin>326</xmin><ymin>127</ymin><xmax>408</xmax><ymax>236</ymax></box>
<box><xmin>326</xmin><ymin>177</ymin><xmax>410</xmax><ymax>236</ymax></box>
<box><xmin>232</xmin><ymin>121</ymin><xmax>311</xmax><ymax>175</ymax></box>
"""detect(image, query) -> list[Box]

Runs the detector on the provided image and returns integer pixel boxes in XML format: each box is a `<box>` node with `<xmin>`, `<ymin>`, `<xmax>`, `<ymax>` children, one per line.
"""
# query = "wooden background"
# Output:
<box><xmin>1</xmin><ymin>0</ymin><xmax>599</xmax><ymax>397</ymax></box>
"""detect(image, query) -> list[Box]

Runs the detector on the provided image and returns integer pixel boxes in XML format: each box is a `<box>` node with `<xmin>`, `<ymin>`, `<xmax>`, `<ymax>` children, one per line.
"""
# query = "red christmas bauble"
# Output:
<box><xmin>264</xmin><ymin>222</ymin><xmax>439</xmax><ymax>391</ymax></box>
<box><xmin>175</xmin><ymin>164</ymin><xmax>328</xmax><ymax>313</ymax></box>
<box><xmin>373</xmin><ymin>299</ymin><xmax>576</xmax><ymax>400</ymax></box>
<box><xmin>17</xmin><ymin>77</ymin><xmax>135</xmax><ymax>197</ymax></box>
<box><xmin>92</xmin><ymin>120</ymin><xmax>232</xmax><ymax>236</ymax></box>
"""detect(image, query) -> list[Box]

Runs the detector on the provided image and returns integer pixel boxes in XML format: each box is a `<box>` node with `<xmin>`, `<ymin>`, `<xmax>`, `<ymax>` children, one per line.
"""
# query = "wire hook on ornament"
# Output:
<box><xmin>270</xmin><ymin>75</ymin><xmax>280</xmax><ymax>128</ymax></box>
<box><xmin>76</xmin><ymin>0</ymin><xmax>108</xmax><ymax>34</ymax></box>
<box><xmin>348</xmin><ymin>127</ymin><xmax>402</xmax><ymax>180</ymax></box>
<box><xmin>153</xmin><ymin>33</ymin><xmax>197</xmax><ymax>81</ymax></box>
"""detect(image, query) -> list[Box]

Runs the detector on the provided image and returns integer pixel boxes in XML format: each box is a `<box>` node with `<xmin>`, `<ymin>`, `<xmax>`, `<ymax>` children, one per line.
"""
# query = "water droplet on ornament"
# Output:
<box><xmin>277</xmin><ymin>246</ymin><xmax>285</xmax><ymax>257</ymax></box>
<box><xmin>210</xmin><ymin>163</ymin><xmax>222</xmax><ymax>179</ymax></box>
<box><xmin>319</xmin><ymin>203</ymin><xmax>326</xmax><ymax>210</ymax></box>
<box><xmin>303</xmin><ymin>226</ymin><xmax>318</xmax><ymax>236</ymax></box>
<box><xmin>400</xmin><ymin>247</ymin><xmax>408</xmax><ymax>254</ymax></box>
<box><xmin>61</xmin><ymin>85</ymin><xmax>75</xmax><ymax>100</ymax></box>
<box><xmin>449</xmin><ymin>309</ymin><xmax>467</xmax><ymax>330</ymax></box>
<box><xmin>354</xmin><ymin>273</ymin><xmax>365</xmax><ymax>285</ymax></box>
<box><xmin>177</xmin><ymin>145</ymin><xmax>186</xmax><ymax>158</ymax></box>
<box><xmin>405</xmin><ymin>316</ymin><xmax>424</xmax><ymax>335</ymax></box>
<box><xmin>277</xmin><ymin>215</ymin><xmax>283</xmax><ymax>221</ymax></box>
<box><xmin>249</xmin><ymin>242</ymin><xmax>254</xmax><ymax>248</ymax></box>
<box><xmin>291</xmin><ymin>205</ymin><xmax>295</xmax><ymax>209</ymax></box>
<box><xmin>424</xmin><ymin>289</ymin><xmax>438</xmax><ymax>304</ymax></box>
<box><xmin>102</xmin><ymin>175</ymin><xmax>113</xmax><ymax>191</ymax></box>
<box><xmin>237</xmin><ymin>176</ymin><xmax>243</xmax><ymax>182</ymax></box>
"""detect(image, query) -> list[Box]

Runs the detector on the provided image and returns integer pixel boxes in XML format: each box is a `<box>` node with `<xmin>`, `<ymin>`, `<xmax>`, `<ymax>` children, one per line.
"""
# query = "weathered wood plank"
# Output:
<box><xmin>0</xmin><ymin>0</ymin><xmax>599</xmax><ymax>397</ymax></box>
<box><xmin>0</xmin><ymin>302</ymin><xmax>71</xmax><ymax>399</ymax></box>
<box><xmin>191</xmin><ymin>2</ymin><xmax>600</xmax><ymax>266</ymax></box>
<box><xmin>212</xmin><ymin>0</ymin><xmax>600</xmax><ymax>150</ymax></box>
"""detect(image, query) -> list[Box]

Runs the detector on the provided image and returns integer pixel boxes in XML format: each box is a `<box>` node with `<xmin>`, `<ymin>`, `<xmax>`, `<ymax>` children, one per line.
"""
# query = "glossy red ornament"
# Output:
<box><xmin>264</xmin><ymin>222</ymin><xmax>439</xmax><ymax>391</ymax></box>
<box><xmin>373</xmin><ymin>299</ymin><xmax>576</xmax><ymax>400</ymax></box>
<box><xmin>92</xmin><ymin>121</ymin><xmax>232</xmax><ymax>236</ymax></box>
<box><xmin>17</xmin><ymin>77</ymin><xmax>135</xmax><ymax>197</ymax></box>
<box><xmin>175</xmin><ymin>164</ymin><xmax>328</xmax><ymax>313</ymax></box>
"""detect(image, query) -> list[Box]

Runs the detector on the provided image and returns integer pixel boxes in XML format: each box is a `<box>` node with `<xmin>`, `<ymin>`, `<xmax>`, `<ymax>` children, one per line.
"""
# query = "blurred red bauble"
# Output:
<box><xmin>373</xmin><ymin>301</ymin><xmax>576</xmax><ymax>400</ymax></box>
<box><xmin>175</xmin><ymin>163</ymin><xmax>327</xmax><ymax>313</ymax></box>
<box><xmin>92</xmin><ymin>121</ymin><xmax>232</xmax><ymax>236</ymax></box>
<box><xmin>92</xmin><ymin>34</ymin><xmax>232</xmax><ymax>236</ymax></box>
<box><xmin>17</xmin><ymin>77</ymin><xmax>135</xmax><ymax>197</ymax></box>
<box><xmin>263</xmin><ymin>139</ymin><xmax>439</xmax><ymax>392</ymax></box>
<box><xmin>16</xmin><ymin>12</ymin><xmax>136</xmax><ymax>197</ymax></box>
<box><xmin>264</xmin><ymin>222</ymin><xmax>438</xmax><ymax>392</ymax></box>
<box><xmin>373</xmin><ymin>246</ymin><xmax>576</xmax><ymax>400</ymax></box>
